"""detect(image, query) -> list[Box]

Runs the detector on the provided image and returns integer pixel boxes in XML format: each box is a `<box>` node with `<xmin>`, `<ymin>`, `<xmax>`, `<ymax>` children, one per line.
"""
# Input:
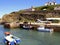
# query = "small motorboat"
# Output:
<box><xmin>23</xmin><ymin>25</ymin><xmax>32</xmax><ymax>29</ymax></box>
<box><xmin>4</xmin><ymin>32</ymin><xmax>21</xmax><ymax>45</ymax></box>
<box><xmin>37</xmin><ymin>26</ymin><xmax>53</xmax><ymax>32</ymax></box>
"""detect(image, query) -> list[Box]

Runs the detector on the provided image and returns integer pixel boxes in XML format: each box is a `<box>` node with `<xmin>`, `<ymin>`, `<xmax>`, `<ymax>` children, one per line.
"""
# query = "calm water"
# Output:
<box><xmin>0</xmin><ymin>25</ymin><xmax>60</xmax><ymax>45</ymax></box>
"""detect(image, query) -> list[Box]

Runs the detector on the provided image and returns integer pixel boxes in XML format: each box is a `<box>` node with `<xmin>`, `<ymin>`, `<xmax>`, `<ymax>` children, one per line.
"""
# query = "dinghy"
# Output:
<box><xmin>4</xmin><ymin>32</ymin><xmax>21</xmax><ymax>45</ymax></box>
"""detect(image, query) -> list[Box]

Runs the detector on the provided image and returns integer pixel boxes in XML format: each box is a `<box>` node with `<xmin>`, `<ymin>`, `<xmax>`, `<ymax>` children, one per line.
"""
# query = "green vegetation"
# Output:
<box><xmin>35</xmin><ymin>5</ymin><xmax>60</xmax><ymax>11</ymax></box>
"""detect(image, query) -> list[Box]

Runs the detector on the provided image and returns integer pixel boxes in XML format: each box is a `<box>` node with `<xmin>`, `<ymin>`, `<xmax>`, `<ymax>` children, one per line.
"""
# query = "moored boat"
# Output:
<box><xmin>23</xmin><ymin>25</ymin><xmax>32</xmax><ymax>29</ymax></box>
<box><xmin>37</xmin><ymin>26</ymin><xmax>53</xmax><ymax>32</ymax></box>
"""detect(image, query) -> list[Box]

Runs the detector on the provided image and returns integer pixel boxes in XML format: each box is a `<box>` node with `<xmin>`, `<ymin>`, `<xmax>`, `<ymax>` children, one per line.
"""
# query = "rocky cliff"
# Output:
<box><xmin>2</xmin><ymin>5</ymin><xmax>60</xmax><ymax>22</ymax></box>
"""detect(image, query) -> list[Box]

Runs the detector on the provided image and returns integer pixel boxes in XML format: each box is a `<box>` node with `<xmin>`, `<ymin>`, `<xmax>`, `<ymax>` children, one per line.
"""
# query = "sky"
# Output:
<box><xmin>0</xmin><ymin>0</ymin><xmax>60</xmax><ymax>18</ymax></box>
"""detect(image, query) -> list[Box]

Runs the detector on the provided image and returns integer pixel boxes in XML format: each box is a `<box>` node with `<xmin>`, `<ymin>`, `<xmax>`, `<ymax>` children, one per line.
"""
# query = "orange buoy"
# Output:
<box><xmin>4</xmin><ymin>32</ymin><xmax>10</xmax><ymax>35</ymax></box>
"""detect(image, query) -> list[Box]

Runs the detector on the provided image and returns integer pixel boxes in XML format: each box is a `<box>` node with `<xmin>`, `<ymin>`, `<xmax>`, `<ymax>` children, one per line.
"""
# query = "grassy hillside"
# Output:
<box><xmin>2</xmin><ymin>4</ymin><xmax>60</xmax><ymax>22</ymax></box>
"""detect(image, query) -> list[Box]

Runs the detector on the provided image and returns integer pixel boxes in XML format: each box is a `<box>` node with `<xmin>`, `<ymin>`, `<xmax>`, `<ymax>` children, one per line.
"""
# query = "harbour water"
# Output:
<box><xmin>0</xmin><ymin>25</ymin><xmax>60</xmax><ymax>45</ymax></box>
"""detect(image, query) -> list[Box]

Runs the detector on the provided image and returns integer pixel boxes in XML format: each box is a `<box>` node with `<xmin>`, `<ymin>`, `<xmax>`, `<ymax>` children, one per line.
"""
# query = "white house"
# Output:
<box><xmin>45</xmin><ymin>2</ymin><xmax>57</xmax><ymax>6</ymax></box>
<box><xmin>24</xmin><ymin>6</ymin><xmax>35</xmax><ymax>11</ymax></box>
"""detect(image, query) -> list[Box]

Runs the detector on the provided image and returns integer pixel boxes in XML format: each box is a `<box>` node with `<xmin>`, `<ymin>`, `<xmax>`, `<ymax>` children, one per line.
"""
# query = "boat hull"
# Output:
<box><xmin>38</xmin><ymin>29</ymin><xmax>52</xmax><ymax>32</ymax></box>
<box><xmin>23</xmin><ymin>25</ymin><xmax>32</xmax><ymax>30</ymax></box>
<box><xmin>4</xmin><ymin>34</ymin><xmax>21</xmax><ymax>45</ymax></box>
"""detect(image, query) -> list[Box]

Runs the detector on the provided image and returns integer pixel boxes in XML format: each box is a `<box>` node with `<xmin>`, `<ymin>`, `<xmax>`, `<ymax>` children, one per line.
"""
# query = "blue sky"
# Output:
<box><xmin>0</xmin><ymin>0</ymin><xmax>60</xmax><ymax>18</ymax></box>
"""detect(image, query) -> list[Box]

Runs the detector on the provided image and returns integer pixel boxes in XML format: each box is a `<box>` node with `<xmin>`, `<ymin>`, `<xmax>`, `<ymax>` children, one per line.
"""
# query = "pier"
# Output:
<box><xmin>4</xmin><ymin>22</ymin><xmax>42</xmax><ymax>29</ymax></box>
<box><xmin>4</xmin><ymin>22</ymin><xmax>20</xmax><ymax>28</ymax></box>
<box><xmin>3</xmin><ymin>22</ymin><xmax>60</xmax><ymax>32</ymax></box>
<box><xmin>45</xmin><ymin>23</ymin><xmax>60</xmax><ymax>32</ymax></box>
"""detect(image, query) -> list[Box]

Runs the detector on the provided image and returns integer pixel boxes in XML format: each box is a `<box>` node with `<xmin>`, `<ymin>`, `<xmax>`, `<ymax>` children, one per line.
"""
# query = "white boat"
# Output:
<box><xmin>37</xmin><ymin>26</ymin><xmax>53</xmax><ymax>32</ymax></box>
<box><xmin>4</xmin><ymin>32</ymin><xmax>21</xmax><ymax>45</ymax></box>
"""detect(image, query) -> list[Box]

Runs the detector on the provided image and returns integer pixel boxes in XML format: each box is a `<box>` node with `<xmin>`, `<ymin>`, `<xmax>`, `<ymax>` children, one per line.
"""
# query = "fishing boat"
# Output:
<box><xmin>37</xmin><ymin>26</ymin><xmax>53</xmax><ymax>32</ymax></box>
<box><xmin>4</xmin><ymin>32</ymin><xmax>21</xmax><ymax>45</ymax></box>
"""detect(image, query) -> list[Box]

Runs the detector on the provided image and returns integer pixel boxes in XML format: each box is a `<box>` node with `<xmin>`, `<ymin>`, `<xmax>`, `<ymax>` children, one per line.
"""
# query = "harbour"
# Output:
<box><xmin>0</xmin><ymin>0</ymin><xmax>60</xmax><ymax>45</ymax></box>
<box><xmin>0</xmin><ymin>25</ymin><xmax>60</xmax><ymax>45</ymax></box>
